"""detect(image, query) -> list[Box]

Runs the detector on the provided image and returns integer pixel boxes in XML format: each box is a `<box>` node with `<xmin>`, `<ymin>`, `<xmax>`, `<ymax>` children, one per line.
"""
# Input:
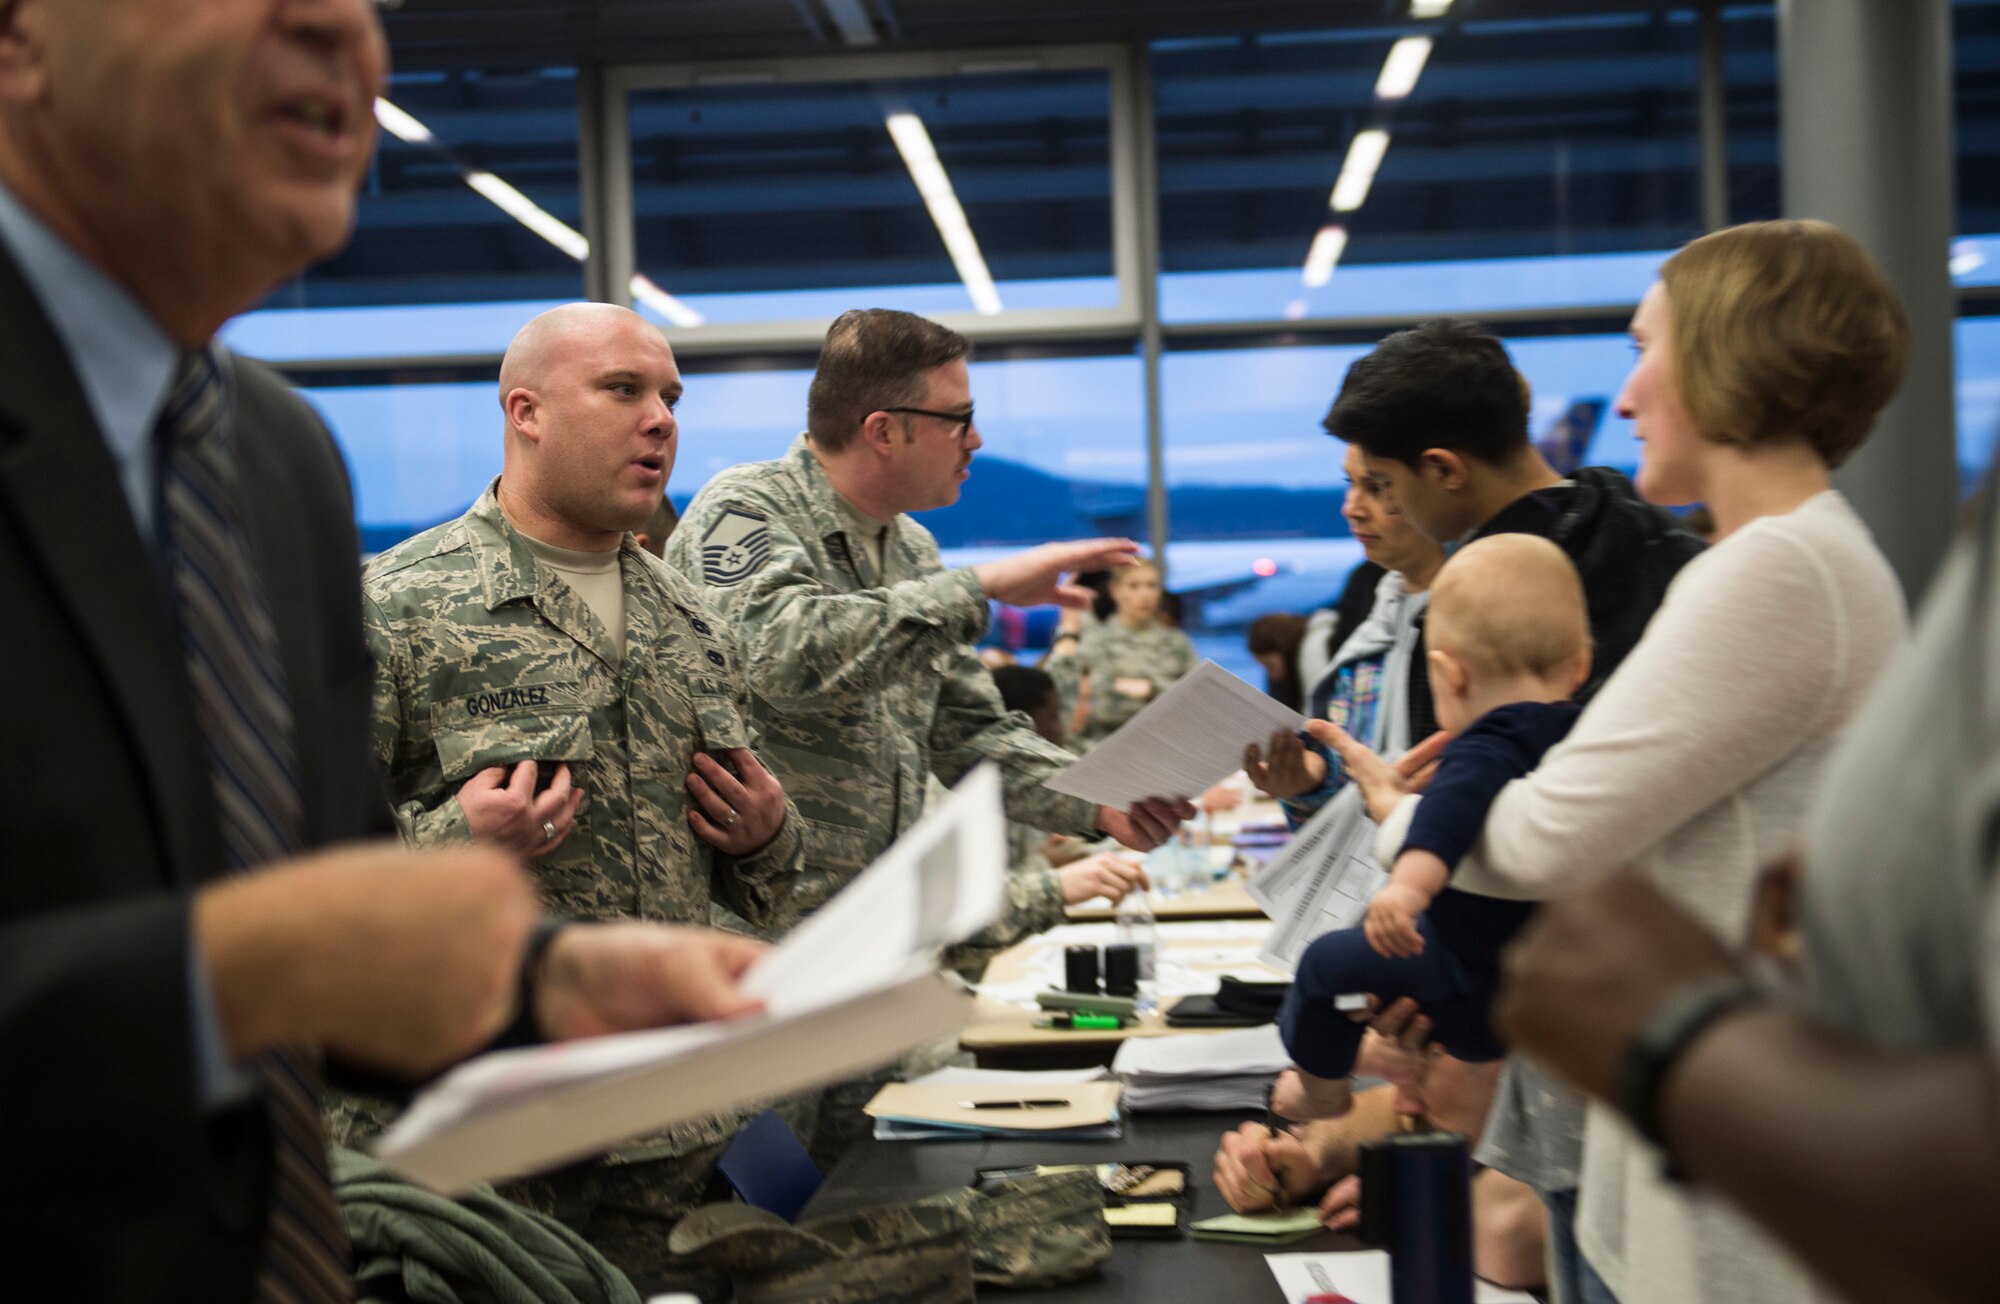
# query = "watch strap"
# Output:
<box><xmin>1616</xmin><ymin>975</ymin><xmax>1762</xmax><ymax>1154</ymax></box>
<box><xmin>492</xmin><ymin>917</ymin><xmax>569</xmax><ymax>1050</ymax></box>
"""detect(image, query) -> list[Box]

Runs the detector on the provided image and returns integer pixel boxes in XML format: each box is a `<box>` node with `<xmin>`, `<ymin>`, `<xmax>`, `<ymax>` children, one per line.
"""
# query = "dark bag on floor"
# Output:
<box><xmin>669</xmin><ymin>1170</ymin><xmax>1108</xmax><ymax>1302</ymax></box>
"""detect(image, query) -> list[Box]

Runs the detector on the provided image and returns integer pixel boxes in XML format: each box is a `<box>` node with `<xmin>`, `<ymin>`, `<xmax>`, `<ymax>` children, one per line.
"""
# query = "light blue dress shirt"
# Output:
<box><xmin>0</xmin><ymin>179</ymin><xmax>251</xmax><ymax>1107</ymax></box>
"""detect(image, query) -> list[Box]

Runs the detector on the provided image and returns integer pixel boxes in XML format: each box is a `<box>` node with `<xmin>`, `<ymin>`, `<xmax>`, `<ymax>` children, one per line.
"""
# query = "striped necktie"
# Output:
<box><xmin>158</xmin><ymin>350</ymin><xmax>353</xmax><ymax>1304</ymax></box>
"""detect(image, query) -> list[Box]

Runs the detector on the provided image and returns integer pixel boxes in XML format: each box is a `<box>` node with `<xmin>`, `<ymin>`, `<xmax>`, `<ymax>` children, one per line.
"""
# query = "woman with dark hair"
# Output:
<box><xmin>1245</xmin><ymin>444</ymin><xmax>1445</xmax><ymax>829</ymax></box>
<box><xmin>1246</xmin><ymin>613</ymin><xmax>1309</xmax><ymax>711</ymax></box>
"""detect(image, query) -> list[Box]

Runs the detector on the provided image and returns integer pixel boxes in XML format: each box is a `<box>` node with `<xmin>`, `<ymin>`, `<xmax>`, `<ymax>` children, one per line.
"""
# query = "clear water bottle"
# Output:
<box><xmin>1143</xmin><ymin>823</ymin><xmax>1201</xmax><ymax>895</ymax></box>
<box><xmin>1114</xmin><ymin>887</ymin><xmax>1159</xmax><ymax>1014</ymax></box>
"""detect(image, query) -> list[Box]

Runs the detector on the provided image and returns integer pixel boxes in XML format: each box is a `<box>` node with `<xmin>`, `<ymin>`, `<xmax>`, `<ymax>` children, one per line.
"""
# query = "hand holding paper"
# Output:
<box><xmin>1047</xmin><ymin>662</ymin><xmax>1306</xmax><ymax>809</ymax></box>
<box><xmin>373</xmin><ymin>767</ymin><xmax>1011</xmax><ymax>1193</ymax></box>
<box><xmin>534</xmin><ymin>923</ymin><xmax>768</xmax><ymax>1040</ymax></box>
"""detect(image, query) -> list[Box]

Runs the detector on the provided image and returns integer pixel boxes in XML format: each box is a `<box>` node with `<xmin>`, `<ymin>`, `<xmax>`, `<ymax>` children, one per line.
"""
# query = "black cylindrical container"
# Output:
<box><xmin>1355</xmin><ymin>1131</ymin><xmax>1473</xmax><ymax>1304</ymax></box>
<box><xmin>1064</xmin><ymin>945</ymin><xmax>1102</xmax><ymax>993</ymax></box>
<box><xmin>1102</xmin><ymin>943</ymin><xmax>1139</xmax><ymax>996</ymax></box>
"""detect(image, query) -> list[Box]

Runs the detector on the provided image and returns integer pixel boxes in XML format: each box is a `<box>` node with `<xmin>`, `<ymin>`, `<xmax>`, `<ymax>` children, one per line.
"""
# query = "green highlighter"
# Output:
<box><xmin>1038</xmin><ymin>989</ymin><xmax>1139</xmax><ymax>1017</ymax></box>
<box><xmin>1186</xmin><ymin>1208</ymin><xmax>1325</xmax><ymax>1246</ymax></box>
<box><xmin>1036</xmin><ymin>1012</ymin><xmax>1127</xmax><ymax>1030</ymax></box>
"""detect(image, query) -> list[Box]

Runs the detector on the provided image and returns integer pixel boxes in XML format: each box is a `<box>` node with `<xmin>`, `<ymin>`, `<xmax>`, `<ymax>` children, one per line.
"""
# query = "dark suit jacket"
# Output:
<box><xmin>0</xmin><ymin>240</ymin><xmax>389</xmax><ymax>1301</ymax></box>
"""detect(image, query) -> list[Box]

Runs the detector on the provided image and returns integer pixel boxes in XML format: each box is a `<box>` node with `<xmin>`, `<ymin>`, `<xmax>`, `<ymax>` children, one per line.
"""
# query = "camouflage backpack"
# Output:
<box><xmin>668</xmin><ymin>1170</ymin><xmax>1108</xmax><ymax>1302</ymax></box>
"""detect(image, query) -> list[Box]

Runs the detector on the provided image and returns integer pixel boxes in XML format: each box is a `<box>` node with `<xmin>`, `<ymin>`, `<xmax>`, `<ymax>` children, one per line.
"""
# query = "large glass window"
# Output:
<box><xmin>622</xmin><ymin>64</ymin><xmax>1120</xmax><ymax>327</ymax></box>
<box><xmin>228</xmin><ymin>67</ymin><xmax>583</xmax><ymax>362</ymax></box>
<box><xmin>1160</xmin><ymin>333</ymin><xmax>1645</xmax><ymax>677</ymax></box>
<box><xmin>304</xmin><ymin>352</ymin><xmax>1142</xmax><ymax>559</ymax></box>
<box><xmin>1155</xmin><ymin>14</ymin><xmax>1707</xmax><ymax>324</ymax></box>
<box><xmin>1956</xmin><ymin>316</ymin><xmax>2000</xmax><ymax>488</ymax></box>
<box><xmin>1962</xmin><ymin>2</ymin><xmax>2000</xmax><ymax>236</ymax></box>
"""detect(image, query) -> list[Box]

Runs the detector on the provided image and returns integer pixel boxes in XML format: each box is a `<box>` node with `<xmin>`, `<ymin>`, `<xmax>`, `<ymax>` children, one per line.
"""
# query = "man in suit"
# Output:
<box><xmin>0</xmin><ymin>2</ymin><xmax>774</xmax><ymax>1300</ymax></box>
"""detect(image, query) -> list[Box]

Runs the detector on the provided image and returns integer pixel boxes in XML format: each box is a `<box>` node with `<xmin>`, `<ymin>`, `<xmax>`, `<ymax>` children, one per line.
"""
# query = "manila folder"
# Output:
<box><xmin>865</xmin><ymin>1080</ymin><xmax>1123</xmax><ymax>1132</ymax></box>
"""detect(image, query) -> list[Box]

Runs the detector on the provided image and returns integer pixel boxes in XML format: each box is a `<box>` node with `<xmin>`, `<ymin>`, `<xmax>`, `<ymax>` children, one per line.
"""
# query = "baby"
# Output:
<box><xmin>1272</xmin><ymin>533</ymin><xmax>1591</xmax><ymax>1121</ymax></box>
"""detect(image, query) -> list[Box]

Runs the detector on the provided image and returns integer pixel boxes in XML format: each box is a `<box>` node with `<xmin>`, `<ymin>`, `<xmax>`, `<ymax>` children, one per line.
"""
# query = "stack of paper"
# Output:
<box><xmin>1111</xmin><ymin>1024</ymin><xmax>1290</xmax><ymax>1112</ymax></box>
<box><xmin>1248</xmin><ymin>784</ymin><xmax>1388</xmax><ymax>973</ymax></box>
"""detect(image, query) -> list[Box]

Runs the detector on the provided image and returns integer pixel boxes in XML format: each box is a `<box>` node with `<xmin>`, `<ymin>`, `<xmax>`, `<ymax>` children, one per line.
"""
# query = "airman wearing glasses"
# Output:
<box><xmin>667</xmin><ymin>307</ymin><xmax>1196</xmax><ymax>1161</ymax></box>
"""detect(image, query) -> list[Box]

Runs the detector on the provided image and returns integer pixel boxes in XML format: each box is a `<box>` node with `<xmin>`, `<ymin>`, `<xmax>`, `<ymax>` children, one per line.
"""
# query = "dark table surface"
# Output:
<box><xmin>803</xmin><ymin>1109</ymin><xmax>1363</xmax><ymax>1302</ymax></box>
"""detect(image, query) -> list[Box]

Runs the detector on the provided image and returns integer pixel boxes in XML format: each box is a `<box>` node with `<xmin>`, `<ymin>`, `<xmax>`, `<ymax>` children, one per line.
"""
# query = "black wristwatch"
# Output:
<box><xmin>493</xmin><ymin>917</ymin><xmax>569</xmax><ymax>1049</ymax></box>
<box><xmin>1616</xmin><ymin>975</ymin><xmax>1763</xmax><ymax>1157</ymax></box>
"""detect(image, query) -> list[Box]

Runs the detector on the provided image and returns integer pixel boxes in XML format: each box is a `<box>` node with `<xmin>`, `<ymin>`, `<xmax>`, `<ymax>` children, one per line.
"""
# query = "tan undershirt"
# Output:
<box><xmin>521</xmin><ymin>532</ymin><xmax>627</xmax><ymax>665</ymax></box>
<box><xmin>835</xmin><ymin>494</ymin><xmax>891</xmax><ymax>581</ymax></box>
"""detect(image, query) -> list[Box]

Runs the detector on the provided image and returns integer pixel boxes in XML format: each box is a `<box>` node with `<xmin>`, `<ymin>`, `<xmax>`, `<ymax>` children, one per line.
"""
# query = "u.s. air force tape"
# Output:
<box><xmin>700</xmin><ymin>506</ymin><xmax>771</xmax><ymax>585</ymax></box>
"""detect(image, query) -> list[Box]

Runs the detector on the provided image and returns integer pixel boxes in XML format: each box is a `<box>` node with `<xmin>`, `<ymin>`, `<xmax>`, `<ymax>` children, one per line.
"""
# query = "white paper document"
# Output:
<box><xmin>910</xmin><ymin>1065</ymin><xmax>1114</xmax><ymax>1089</ymax></box>
<box><xmin>1111</xmin><ymin>1024</ymin><xmax>1287</xmax><ymax>1111</ymax></box>
<box><xmin>1110</xmin><ymin>1023</ymin><xmax>1288</xmax><ymax>1078</ymax></box>
<box><xmin>1266</xmin><ymin>1251</ymin><xmax>1537</xmax><ymax>1304</ymax></box>
<box><xmin>373</xmin><ymin>766</ymin><xmax>1010</xmax><ymax>1194</ymax></box>
<box><xmin>1249</xmin><ymin>784</ymin><xmax>1388</xmax><ymax>973</ymax></box>
<box><xmin>1042</xmin><ymin>661</ymin><xmax>1306</xmax><ymax>807</ymax></box>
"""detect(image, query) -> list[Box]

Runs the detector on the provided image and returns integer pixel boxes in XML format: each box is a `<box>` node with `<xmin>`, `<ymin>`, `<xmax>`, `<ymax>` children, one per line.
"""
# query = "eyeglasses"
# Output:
<box><xmin>883</xmin><ymin>405</ymin><xmax>976</xmax><ymax>442</ymax></box>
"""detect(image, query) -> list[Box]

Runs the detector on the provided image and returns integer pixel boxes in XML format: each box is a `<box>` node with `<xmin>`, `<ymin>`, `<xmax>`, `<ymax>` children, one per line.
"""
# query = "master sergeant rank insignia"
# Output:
<box><xmin>700</xmin><ymin>506</ymin><xmax>772</xmax><ymax>586</ymax></box>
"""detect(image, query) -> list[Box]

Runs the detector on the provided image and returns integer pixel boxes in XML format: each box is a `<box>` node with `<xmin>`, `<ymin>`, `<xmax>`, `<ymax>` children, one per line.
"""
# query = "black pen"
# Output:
<box><xmin>961</xmin><ymin>1099</ymin><xmax>1071</xmax><ymax>1110</ymax></box>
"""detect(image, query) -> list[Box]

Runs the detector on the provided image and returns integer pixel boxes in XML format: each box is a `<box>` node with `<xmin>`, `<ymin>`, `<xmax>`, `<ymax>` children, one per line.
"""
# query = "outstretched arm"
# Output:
<box><xmin>1500</xmin><ymin>870</ymin><xmax>2000</xmax><ymax>1304</ymax></box>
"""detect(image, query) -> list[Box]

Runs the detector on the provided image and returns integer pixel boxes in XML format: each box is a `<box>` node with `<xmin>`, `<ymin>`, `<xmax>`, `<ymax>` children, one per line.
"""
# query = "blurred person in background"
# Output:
<box><xmin>1247</xmin><ymin>612</ymin><xmax>1309</xmax><ymax>711</ymax></box>
<box><xmin>1054</xmin><ymin>558</ymin><xmax>1197</xmax><ymax>748</ymax></box>
<box><xmin>635</xmin><ymin>492</ymin><xmax>680</xmax><ymax>556</ymax></box>
<box><xmin>941</xmin><ymin>664</ymin><xmax>1150</xmax><ymax>978</ymax></box>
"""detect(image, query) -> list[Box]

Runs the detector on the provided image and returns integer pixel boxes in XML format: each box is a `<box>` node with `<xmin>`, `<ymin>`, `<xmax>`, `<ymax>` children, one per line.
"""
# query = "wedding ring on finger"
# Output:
<box><xmin>724</xmin><ymin>807</ymin><xmax>739</xmax><ymax>828</ymax></box>
<box><xmin>541</xmin><ymin>819</ymin><xmax>556</xmax><ymax>842</ymax></box>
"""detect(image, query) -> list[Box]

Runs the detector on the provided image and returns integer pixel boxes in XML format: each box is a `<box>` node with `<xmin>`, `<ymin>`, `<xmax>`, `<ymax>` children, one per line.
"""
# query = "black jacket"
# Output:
<box><xmin>1472</xmin><ymin>466</ymin><xmax>1706</xmax><ymax>701</ymax></box>
<box><xmin>0</xmin><ymin>237</ymin><xmax>390</xmax><ymax>1302</ymax></box>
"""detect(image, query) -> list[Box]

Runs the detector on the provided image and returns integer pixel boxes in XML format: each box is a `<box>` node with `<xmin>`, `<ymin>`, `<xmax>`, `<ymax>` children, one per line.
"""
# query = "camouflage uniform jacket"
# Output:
<box><xmin>941</xmin><ymin>831</ymin><xmax>1067</xmax><ymax>980</ymax></box>
<box><xmin>363</xmin><ymin>481</ymin><xmax>804</xmax><ymax>932</ymax></box>
<box><xmin>665</xmin><ymin>434</ymin><xmax>1099</xmax><ymax>915</ymax></box>
<box><xmin>360</xmin><ymin>484</ymin><xmax>806</xmax><ymax>1162</ymax></box>
<box><xmin>1077</xmin><ymin>619</ymin><xmax>1196</xmax><ymax>741</ymax></box>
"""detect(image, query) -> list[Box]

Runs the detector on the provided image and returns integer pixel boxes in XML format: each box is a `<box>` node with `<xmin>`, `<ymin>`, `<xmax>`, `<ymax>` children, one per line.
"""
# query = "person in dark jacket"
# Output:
<box><xmin>1249</xmin><ymin>324</ymin><xmax>1704</xmax><ymax>839</ymax></box>
<box><xmin>1323</xmin><ymin>318</ymin><xmax>1704</xmax><ymax>701</ymax></box>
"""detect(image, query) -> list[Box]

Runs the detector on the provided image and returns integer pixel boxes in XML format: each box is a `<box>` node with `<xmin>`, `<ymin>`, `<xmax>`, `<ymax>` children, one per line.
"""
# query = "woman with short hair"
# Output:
<box><xmin>1248</xmin><ymin>443</ymin><xmax>1446</xmax><ymax>826</ymax></box>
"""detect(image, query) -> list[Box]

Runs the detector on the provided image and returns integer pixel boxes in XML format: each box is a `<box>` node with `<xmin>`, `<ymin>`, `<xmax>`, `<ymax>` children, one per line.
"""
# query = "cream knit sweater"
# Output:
<box><xmin>1382</xmin><ymin>492</ymin><xmax>1906</xmax><ymax>1304</ymax></box>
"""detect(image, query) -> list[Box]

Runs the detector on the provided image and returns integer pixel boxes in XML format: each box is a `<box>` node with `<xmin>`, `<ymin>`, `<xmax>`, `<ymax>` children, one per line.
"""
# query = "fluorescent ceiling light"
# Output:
<box><xmin>629</xmin><ymin>273</ymin><xmax>705</xmax><ymax>329</ymax></box>
<box><xmin>1410</xmin><ymin>0</ymin><xmax>1453</xmax><ymax>17</ymax></box>
<box><xmin>1375</xmin><ymin>37</ymin><xmax>1433</xmax><ymax>100</ymax></box>
<box><xmin>885</xmin><ymin>111</ymin><xmax>1005</xmax><ymax>315</ymax></box>
<box><xmin>374</xmin><ymin>98</ymin><xmax>434</xmax><ymax>144</ymax></box>
<box><xmin>465</xmin><ymin>171</ymin><xmax>590</xmax><ymax>262</ymax></box>
<box><xmin>1329</xmin><ymin>128</ymin><xmax>1391</xmax><ymax>212</ymax></box>
<box><xmin>1302</xmin><ymin>225</ymin><xmax>1349</xmax><ymax>287</ymax></box>
<box><xmin>377</xmin><ymin>97</ymin><xmax>705</xmax><ymax>326</ymax></box>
